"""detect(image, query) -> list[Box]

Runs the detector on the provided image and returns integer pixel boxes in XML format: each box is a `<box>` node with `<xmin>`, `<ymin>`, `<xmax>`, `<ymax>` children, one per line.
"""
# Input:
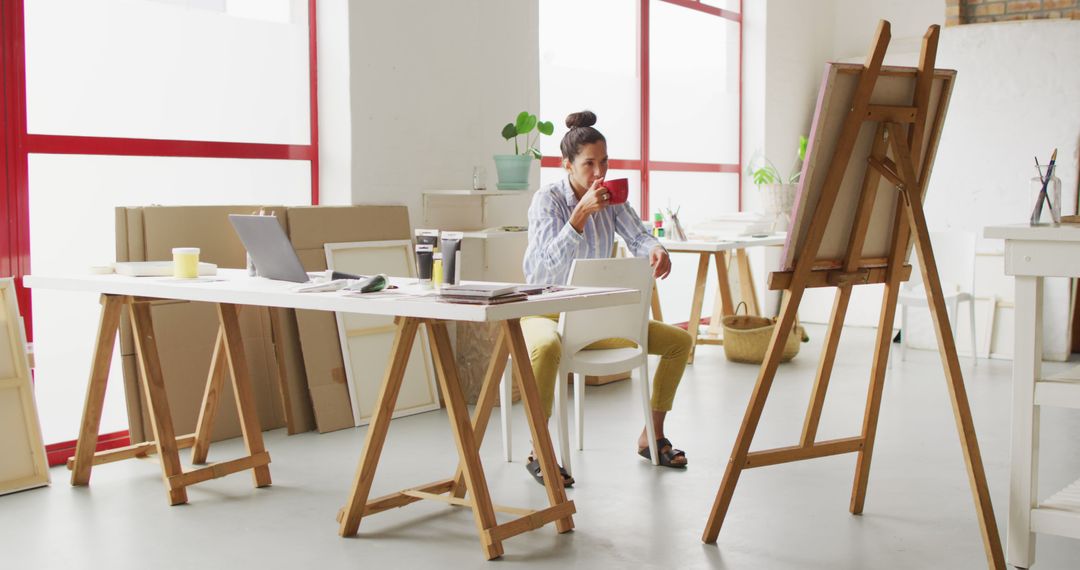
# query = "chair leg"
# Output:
<box><xmin>501</xmin><ymin>355</ymin><xmax>513</xmax><ymax>462</ymax></box>
<box><xmin>949</xmin><ymin>298</ymin><xmax>960</xmax><ymax>340</ymax></box>
<box><xmin>968</xmin><ymin>300</ymin><xmax>979</xmax><ymax>367</ymax></box>
<box><xmin>574</xmin><ymin>370</ymin><xmax>585</xmax><ymax>451</ymax></box>
<box><xmin>554</xmin><ymin>370</ymin><xmax>572</xmax><ymax>475</ymax></box>
<box><xmin>887</xmin><ymin>332</ymin><xmax>894</xmax><ymax>370</ymax></box>
<box><xmin>638</xmin><ymin>363</ymin><xmax>658</xmax><ymax>465</ymax></box>
<box><xmin>900</xmin><ymin>305</ymin><xmax>908</xmax><ymax>362</ymax></box>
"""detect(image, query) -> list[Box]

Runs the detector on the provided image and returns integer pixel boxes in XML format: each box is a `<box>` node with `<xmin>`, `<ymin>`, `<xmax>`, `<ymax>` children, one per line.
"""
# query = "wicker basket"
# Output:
<box><xmin>721</xmin><ymin>303</ymin><xmax>804</xmax><ymax>364</ymax></box>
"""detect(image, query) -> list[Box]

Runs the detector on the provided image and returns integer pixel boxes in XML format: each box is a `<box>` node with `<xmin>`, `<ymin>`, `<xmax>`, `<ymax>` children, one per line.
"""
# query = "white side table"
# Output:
<box><xmin>985</xmin><ymin>223</ymin><xmax>1080</xmax><ymax>568</ymax></box>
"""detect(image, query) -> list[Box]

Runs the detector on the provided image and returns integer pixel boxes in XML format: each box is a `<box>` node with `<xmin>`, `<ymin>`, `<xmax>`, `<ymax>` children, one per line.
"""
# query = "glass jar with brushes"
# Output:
<box><xmin>1030</xmin><ymin>164</ymin><xmax>1062</xmax><ymax>225</ymax></box>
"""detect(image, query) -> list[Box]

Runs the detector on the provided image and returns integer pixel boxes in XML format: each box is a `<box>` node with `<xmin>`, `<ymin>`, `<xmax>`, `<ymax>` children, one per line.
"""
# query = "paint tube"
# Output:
<box><xmin>439</xmin><ymin>231</ymin><xmax>464</xmax><ymax>286</ymax></box>
<box><xmin>415</xmin><ymin>228</ymin><xmax>440</xmax><ymax>247</ymax></box>
<box><xmin>415</xmin><ymin>244</ymin><xmax>434</xmax><ymax>288</ymax></box>
<box><xmin>432</xmin><ymin>253</ymin><xmax>444</xmax><ymax>289</ymax></box>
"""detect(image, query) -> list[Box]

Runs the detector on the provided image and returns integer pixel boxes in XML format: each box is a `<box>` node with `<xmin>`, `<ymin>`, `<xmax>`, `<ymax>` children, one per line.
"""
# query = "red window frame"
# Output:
<box><xmin>1</xmin><ymin>0</ymin><xmax>321</xmax><ymax>461</ymax></box>
<box><xmin>540</xmin><ymin>0</ymin><xmax>743</xmax><ymax>217</ymax></box>
<box><xmin>1</xmin><ymin>0</ymin><xmax>321</xmax><ymax>337</ymax></box>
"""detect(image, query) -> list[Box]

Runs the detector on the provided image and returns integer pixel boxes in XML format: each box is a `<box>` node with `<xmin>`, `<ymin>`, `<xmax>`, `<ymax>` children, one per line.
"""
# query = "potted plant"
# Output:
<box><xmin>747</xmin><ymin>136</ymin><xmax>807</xmax><ymax>231</ymax></box>
<box><xmin>494</xmin><ymin>111</ymin><xmax>553</xmax><ymax>190</ymax></box>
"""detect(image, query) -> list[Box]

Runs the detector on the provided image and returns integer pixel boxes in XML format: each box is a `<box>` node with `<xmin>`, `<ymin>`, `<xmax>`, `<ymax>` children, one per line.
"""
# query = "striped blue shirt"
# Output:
<box><xmin>523</xmin><ymin>177</ymin><xmax>663</xmax><ymax>285</ymax></box>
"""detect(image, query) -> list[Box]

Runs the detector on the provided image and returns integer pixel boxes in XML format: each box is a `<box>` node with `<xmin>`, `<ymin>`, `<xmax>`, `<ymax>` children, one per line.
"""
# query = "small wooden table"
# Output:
<box><xmin>657</xmin><ymin>235</ymin><xmax>786</xmax><ymax>363</ymax></box>
<box><xmin>26</xmin><ymin>270</ymin><xmax>637</xmax><ymax>560</ymax></box>
<box><xmin>985</xmin><ymin>223</ymin><xmax>1080</xmax><ymax>569</ymax></box>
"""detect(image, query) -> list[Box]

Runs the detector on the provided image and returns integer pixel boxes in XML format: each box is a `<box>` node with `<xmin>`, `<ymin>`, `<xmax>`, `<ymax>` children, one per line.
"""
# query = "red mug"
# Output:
<box><xmin>603</xmin><ymin>178</ymin><xmax>629</xmax><ymax>204</ymax></box>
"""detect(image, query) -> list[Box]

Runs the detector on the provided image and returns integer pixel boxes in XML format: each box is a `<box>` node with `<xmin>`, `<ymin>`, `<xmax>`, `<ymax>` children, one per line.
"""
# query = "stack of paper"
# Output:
<box><xmin>439</xmin><ymin>283</ymin><xmax>527</xmax><ymax>305</ymax></box>
<box><xmin>688</xmin><ymin>212</ymin><xmax>773</xmax><ymax>239</ymax></box>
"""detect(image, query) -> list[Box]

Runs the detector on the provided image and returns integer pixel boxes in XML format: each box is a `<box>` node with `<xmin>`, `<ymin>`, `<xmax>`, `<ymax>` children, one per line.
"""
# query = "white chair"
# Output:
<box><xmin>898</xmin><ymin>231</ymin><xmax>978</xmax><ymax>364</ymax></box>
<box><xmin>500</xmin><ymin>257</ymin><xmax>659</xmax><ymax>474</ymax></box>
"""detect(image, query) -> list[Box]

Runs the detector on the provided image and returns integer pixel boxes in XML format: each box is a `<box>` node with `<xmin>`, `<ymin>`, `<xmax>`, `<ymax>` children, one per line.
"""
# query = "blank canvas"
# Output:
<box><xmin>0</xmin><ymin>279</ymin><xmax>50</xmax><ymax>495</ymax></box>
<box><xmin>325</xmin><ymin>241</ymin><xmax>438</xmax><ymax>426</ymax></box>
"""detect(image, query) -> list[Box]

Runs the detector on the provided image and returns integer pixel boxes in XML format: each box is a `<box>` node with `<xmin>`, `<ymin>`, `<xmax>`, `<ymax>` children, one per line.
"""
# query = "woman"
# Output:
<box><xmin>521</xmin><ymin>110</ymin><xmax>693</xmax><ymax>487</ymax></box>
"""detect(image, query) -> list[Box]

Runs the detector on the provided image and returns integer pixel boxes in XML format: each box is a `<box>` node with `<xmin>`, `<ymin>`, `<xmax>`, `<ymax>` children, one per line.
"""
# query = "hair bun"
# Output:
<box><xmin>565</xmin><ymin>110</ymin><xmax>597</xmax><ymax>129</ymax></box>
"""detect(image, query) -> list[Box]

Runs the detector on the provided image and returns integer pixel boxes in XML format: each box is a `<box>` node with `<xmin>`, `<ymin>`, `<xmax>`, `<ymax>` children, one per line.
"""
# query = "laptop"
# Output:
<box><xmin>229</xmin><ymin>214</ymin><xmax>366</xmax><ymax>284</ymax></box>
<box><xmin>228</xmin><ymin>215</ymin><xmax>311</xmax><ymax>283</ymax></box>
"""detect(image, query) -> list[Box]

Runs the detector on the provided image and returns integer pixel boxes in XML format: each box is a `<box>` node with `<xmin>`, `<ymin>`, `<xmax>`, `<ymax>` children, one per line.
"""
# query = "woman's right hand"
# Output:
<box><xmin>569</xmin><ymin>178</ymin><xmax>610</xmax><ymax>233</ymax></box>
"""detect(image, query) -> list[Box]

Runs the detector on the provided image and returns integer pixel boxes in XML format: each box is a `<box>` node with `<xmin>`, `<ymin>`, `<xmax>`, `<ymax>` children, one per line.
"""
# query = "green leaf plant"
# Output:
<box><xmin>502</xmin><ymin>111</ymin><xmax>554</xmax><ymax>160</ymax></box>
<box><xmin>746</xmin><ymin>135</ymin><xmax>809</xmax><ymax>187</ymax></box>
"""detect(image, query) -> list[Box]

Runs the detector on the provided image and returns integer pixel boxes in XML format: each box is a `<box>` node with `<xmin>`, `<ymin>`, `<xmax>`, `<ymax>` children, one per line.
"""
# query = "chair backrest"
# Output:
<box><xmin>558</xmin><ymin>257</ymin><xmax>653</xmax><ymax>356</ymax></box>
<box><xmin>905</xmin><ymin>230</ymin><xmax>976</xmax><ymax>295</ymax></box>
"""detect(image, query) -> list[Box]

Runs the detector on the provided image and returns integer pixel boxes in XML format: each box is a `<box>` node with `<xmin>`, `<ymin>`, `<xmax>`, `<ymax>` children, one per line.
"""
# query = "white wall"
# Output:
<box><xmin>920</xmin><ymin>19</ymin><xmax>1080</xmax><ymax>360</ymax></box>
<box><xmin>316</xmin><ymin>0</ymin><xmax>351</xmax><ymax>205</ymax></box>
<box><xmin>345</xmin><ymin>0</ymin><xmax>538</xmax><ymax>228</ymax></box>
<box><xmin>831</xmin><ymin>0</ymin><xmax>945</xmax><ymax>61</ymax></box>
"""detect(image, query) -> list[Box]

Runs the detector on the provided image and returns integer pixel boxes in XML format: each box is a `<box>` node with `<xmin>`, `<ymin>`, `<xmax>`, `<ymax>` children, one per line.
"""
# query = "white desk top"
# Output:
<box><xmin>25</xmin><ymin>269</ymin><xmax>638</xmax><ymax>323</ymax></box>
<box><xmin>984</xmin><ymin>223</ymin><xmax>1080</xmax><ymax>243</ymax></box>
<box><xmin>660</xmin><ymin>233</ymin><xmax>786</xmax><ymax>253</ymax></box>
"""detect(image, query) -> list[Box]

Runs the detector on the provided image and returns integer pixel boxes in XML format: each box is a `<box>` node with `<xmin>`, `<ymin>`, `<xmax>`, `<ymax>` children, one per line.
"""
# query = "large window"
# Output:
<box><xmin>2</xmin><ymin>0</ymin><xmax>319</xmax><ymax>449</ymax></box>
<box><xmin>539</xmin><ymin>0</ymin><xmax>741</xmax><ymax>224</ymax></box>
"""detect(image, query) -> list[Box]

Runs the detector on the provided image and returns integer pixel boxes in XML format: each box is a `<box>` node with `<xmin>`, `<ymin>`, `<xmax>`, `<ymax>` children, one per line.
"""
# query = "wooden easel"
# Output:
<box><xmin>68</xmin><ymin>296</ymin><xmax>271</xmax><ymax>505</ymax></box>
<box><xmin>700</xmin><ymin>22</ymin><xmax>1005</xmax><ymax>569</ymax></box>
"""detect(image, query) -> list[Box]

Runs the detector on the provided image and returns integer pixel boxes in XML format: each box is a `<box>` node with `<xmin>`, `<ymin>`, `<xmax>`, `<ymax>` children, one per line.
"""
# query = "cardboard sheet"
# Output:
<box><xmin>286</xmin><ymin>206</ymin><xmax>412</xmax><ymax>433</ymax></box>
<box><xmin>116</xmin><ymin>206</ymin><xmax>307</xmax><ymax>442</ymax></box>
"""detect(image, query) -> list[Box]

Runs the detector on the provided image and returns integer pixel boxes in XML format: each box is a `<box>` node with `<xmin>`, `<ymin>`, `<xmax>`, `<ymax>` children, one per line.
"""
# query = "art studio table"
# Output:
<box><xmin>25</xmin><ymin>269</ymin><xmax>638</xmax><ymax>560</ymax></box>
<box><xmin>657</xmin><ymin>234</ymin><xmax>786</xmax><ymax>363</ymax></box>
<box><xmin>985</xmin><ymin>223</ymin><xmax>1080</xmax><ymax>569</ymax></box>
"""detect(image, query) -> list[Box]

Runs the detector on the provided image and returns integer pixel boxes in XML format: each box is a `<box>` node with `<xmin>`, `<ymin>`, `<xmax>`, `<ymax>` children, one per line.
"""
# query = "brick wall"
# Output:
<box><xmin>946</xmin><ymin>0</ymin><xmax>1080</xmax><ymax>25</ymax></box>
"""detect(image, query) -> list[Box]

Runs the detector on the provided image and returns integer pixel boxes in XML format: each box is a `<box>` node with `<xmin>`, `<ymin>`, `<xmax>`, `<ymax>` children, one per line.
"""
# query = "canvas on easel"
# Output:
<box><xmin>701</xmin><ymin>22</ymin><xmax>1006</xmax><ymax>569</ymax></box>
<box><xmin>0</xmin><ymin>278</ymin><xmax>50</xmax><ymax>495</ymax></box>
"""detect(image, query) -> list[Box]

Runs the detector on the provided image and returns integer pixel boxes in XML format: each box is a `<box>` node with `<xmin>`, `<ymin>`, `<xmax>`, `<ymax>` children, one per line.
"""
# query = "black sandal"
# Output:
<box><xmin>638</xmin><ymin>437</ymin><xmax>688</xmax><ymax>468</ymax></box>
<box><xmin>525</xmin><ymin>456</ymin><xmax>575</xmax><ymax>487</ymax></box>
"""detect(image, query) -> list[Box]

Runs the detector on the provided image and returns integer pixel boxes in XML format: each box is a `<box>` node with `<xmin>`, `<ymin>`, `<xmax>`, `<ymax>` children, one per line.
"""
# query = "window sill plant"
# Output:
<box><xmin>493</xmin><ymin>111</ymin><xmax>553</xmax><ymax>190</ymax></box>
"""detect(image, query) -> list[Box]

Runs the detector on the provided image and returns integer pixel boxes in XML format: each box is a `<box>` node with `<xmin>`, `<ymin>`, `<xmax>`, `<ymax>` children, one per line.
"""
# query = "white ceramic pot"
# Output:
<box><xmin>758</xmin><ymin>183</ymin><xmax>796</xmax><ymax>231</ymax></box>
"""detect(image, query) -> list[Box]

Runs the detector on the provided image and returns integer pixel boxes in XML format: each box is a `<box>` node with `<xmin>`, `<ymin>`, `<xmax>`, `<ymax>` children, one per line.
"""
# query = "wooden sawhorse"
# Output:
<box><xmin>336</xmin><ymin>317</ymin><xmax>575</xmax><ymax>560</ymax></box>
<box><xmin>655</xmin><ymin>238</ymin><xmax>782</xmax><ymax>363</ymax></box>
<box><xmin>68</xmin><ymin>295</ymin><xmax>271</xmax><ymax>505</ymax></box>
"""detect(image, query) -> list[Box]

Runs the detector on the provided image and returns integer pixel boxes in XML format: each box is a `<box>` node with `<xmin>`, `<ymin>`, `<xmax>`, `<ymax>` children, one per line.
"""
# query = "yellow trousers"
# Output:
<box><xmin>520</xmin><ymin>315</ymin><xmax>693</xmax><ymax>417</ymax></box>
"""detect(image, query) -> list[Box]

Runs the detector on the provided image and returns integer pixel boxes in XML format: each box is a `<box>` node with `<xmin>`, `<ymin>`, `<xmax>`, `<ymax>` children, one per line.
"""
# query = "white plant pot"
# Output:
<box><xmin>758</xmin><ymin>183</ymin><xmax>797</xmax><ymax>232</ymax></box>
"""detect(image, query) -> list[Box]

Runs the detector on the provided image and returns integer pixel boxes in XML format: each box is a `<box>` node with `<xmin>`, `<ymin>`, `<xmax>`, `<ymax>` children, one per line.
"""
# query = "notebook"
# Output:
<box><xmin>438</xmin><ymin>283</ymin><xmax>519</xmax><ymax>298</ymax></box>
<box><xmin>438</xmin><ymin>292</ymin><xmax>528</xmax><ymax>305</ymax></box>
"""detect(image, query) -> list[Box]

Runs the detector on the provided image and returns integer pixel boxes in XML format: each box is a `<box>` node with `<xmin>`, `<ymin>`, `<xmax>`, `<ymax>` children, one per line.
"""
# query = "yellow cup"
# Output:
<box><xmin>172</xmin><ymin>247</ymin><xmax>200</xmax><ymax>279</ymax></box>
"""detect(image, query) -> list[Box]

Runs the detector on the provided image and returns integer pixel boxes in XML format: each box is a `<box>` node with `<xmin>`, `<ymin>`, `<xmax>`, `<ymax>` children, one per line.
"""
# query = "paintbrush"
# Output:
<box><xmin>1031</xmin><ymin>149</ymin><xmax>1058</xmax><ymax>224</ymax></box>
<box><xmin>1046</xmin><ymin>149</ymin><xmax>1059</xmax><ymax>219</ymax></box>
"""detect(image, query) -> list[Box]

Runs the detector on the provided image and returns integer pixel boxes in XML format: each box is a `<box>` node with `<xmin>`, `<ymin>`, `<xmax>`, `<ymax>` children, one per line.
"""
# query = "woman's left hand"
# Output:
<box><xmin>649</xmin><ymin>246</ymin><xmax>672</xmax><ymax>279</ymax></box>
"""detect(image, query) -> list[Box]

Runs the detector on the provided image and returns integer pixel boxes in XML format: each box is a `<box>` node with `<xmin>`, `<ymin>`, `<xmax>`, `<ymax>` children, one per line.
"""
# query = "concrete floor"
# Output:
<box><xmin>4</xmin><ymin>324</ymin><xmax>1079</xmax><ymax>569</ymax></box>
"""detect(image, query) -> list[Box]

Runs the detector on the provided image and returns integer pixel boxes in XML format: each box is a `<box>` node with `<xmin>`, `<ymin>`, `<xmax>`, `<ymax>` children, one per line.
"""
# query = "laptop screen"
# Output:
<box><xmin>228</xmin><ymin>214</ymin><xmax>310</xmax><ymax>283</ymax></box>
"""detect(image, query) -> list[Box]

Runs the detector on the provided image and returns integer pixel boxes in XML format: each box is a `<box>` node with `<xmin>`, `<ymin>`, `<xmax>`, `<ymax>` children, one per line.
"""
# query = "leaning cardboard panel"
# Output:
<box><xmin>115</xmin><ymin>206</ymin><xmax>313</xmax><ymax>443</ymax></box>
<box><xmin>286</xmin><ymin>205</ymin><xmax>412</xmax><ymax>433</ymax></box>
<box><xmin>0</xmin><ymin>279</ymin><xmax>50</xmax><ymax>495</ymax></box>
